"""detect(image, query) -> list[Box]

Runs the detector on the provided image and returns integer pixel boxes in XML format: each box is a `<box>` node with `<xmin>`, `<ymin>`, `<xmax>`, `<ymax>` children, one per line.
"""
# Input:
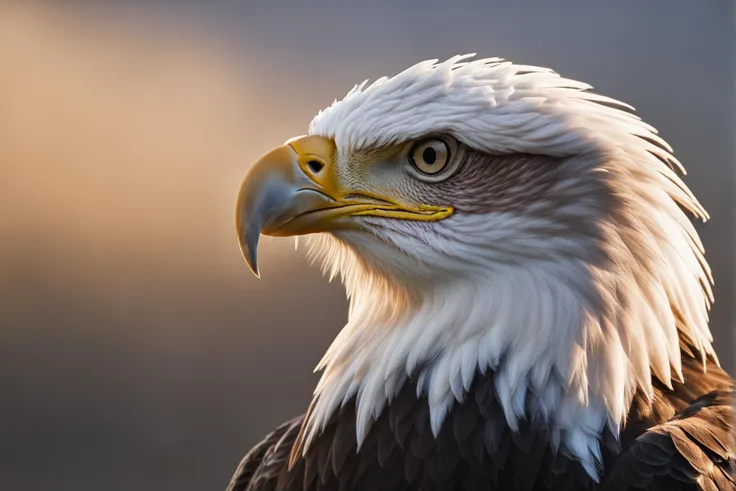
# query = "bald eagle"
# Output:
<box><xmin>228</xmin><ymin>56</ymin><xmax>735</xmax><ymax>490</ymax></box>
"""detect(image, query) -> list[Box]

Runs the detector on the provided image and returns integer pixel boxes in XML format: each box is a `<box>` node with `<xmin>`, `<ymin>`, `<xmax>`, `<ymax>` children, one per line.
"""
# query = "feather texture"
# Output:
<box><xmin>228</xmin><ymin>353</ymin><xmax>734</xmax><ymax>490</ymax></box>
<box><xmin>299</xmin><ymin>57</ymin><xmax>716</xmax><ymax>475</ymax></box>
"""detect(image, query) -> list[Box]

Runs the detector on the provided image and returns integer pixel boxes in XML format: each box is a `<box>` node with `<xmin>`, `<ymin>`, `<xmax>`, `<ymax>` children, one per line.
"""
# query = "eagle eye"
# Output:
<box><xmin>409</xmin><ymin>138</ymin><xmax>450</xmax><ymax>176</ymax></box>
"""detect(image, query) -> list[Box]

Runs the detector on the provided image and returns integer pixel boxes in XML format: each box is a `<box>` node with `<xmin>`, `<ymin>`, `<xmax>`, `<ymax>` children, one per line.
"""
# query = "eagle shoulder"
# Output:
<box><xmin>605</xmin><ymin>376</ymin><xmax>735</xmax><ymax>490</ymax></box>
<box><xmin>226</xmin><ymin>416</ymin><xmax>303</xmax><ymax>491</ymax></box>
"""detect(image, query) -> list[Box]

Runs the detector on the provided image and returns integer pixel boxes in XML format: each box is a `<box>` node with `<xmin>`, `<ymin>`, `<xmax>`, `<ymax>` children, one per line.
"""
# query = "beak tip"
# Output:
<box><xmin>243</xmin><ymin>252</ymin><xmax>261</xmax><ymax>278</ymax></box>
<box><xmin>240</xmin><ymin>240</ymin><xmax>261</xmax><ymax>278</ymax></box>
<box><xmin>237</xmin><ymin>223</ymin><xmax>262</xmax><ymax>279</ymax></box>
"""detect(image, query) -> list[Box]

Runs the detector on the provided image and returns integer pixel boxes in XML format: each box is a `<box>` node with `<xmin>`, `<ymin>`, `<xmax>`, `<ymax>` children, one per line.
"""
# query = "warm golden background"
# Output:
<box><xmin>0</xmin><ymin>2</ymin><xmax>733</xmax><ymax>489</ymax></box>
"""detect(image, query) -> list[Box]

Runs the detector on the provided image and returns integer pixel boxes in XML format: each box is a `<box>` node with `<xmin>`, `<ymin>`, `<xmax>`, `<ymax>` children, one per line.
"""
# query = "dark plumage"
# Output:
<box><xmin>227</xmin><ymin>351</ymin><xmax>734</xmax><ymax>490</ymax></box>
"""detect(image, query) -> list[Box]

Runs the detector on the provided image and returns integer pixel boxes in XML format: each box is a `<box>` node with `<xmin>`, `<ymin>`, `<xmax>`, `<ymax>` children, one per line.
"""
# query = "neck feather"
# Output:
<box><xmin>295</xmin><ymin>150</ymin><xmax>715</xmax><ymax>480</ymax></box>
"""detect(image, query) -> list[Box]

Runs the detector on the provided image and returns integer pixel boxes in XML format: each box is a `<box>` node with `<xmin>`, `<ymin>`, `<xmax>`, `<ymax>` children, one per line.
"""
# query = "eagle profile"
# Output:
<box><xmin>228</xmin><ymin>55</ymin><xmax>735</xmax><ymax>490</ymax></box>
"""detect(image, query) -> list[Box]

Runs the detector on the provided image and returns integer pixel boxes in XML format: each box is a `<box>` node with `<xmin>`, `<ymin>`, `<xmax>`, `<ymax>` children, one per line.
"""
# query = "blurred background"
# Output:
<box><xmin>0</xmin><ymin>1</ymin><xmax>733</xmax><ymax>489</ymax></box>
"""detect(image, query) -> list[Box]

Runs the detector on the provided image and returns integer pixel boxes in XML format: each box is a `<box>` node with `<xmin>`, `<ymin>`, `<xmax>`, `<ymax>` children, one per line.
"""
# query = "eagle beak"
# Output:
<box><xmin>236</xmin><ymin>135</ymin><xmax>453</xmax><ymax>277</ymax></box>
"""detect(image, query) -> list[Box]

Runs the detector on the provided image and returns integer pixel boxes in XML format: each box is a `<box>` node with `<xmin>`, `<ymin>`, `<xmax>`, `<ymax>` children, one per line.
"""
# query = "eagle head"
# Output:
<box><xmin>235</xmin><ymin>55</ymin><xmax>715</xmax><ymax>479</ymax></box>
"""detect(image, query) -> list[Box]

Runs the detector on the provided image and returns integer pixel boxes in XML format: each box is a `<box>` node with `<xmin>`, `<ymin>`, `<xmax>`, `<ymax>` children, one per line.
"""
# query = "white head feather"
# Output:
<box><xmin>296</xmin><ymin>55</ymin><xmax>714</xmax><ymax>480</ymax></box>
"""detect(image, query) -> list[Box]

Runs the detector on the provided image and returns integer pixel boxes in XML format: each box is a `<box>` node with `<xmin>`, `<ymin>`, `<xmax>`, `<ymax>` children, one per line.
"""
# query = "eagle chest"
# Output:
<box><xmin>284</xmin><ymin>371</ymin><xmax>597</xmax><ymax>491</ymax></box>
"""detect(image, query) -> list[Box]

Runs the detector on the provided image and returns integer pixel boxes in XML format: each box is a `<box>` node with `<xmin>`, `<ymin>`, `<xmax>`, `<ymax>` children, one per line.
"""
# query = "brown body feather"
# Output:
<box><xmin>227</xmin><ymin>351</ymin><xmax>734</xmax><ymax>491</ymax></box>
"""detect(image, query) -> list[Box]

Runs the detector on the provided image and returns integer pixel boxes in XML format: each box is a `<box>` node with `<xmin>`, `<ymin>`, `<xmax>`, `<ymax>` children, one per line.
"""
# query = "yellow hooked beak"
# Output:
<box><xmin>235</xmin><ymin>135</ymin><xmax>453</xmax><ymax>276</ymax></box>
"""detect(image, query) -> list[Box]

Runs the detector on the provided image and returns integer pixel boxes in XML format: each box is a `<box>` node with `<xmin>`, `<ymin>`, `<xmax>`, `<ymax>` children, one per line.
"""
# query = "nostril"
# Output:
<box><xmin>307</xmin><ymin>160</ymin><xmax>324</xmax><ymax>173</ymax></box>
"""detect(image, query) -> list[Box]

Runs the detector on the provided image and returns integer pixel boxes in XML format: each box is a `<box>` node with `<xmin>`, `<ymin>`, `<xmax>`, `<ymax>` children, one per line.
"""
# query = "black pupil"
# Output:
<box><xmin>422</xmin><ymin>146</ymin><xmax>437</xmax><ymax>165</ymax></box>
